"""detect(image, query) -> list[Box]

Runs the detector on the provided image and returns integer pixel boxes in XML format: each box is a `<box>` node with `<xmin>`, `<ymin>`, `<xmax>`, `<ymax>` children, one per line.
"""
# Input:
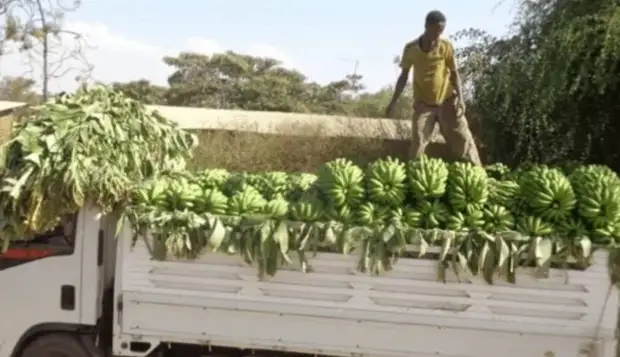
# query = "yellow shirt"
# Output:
<box><xmin>400</xmin><ymin>38</ymin><xmax>455</xmax><ymax>106</ymax></box>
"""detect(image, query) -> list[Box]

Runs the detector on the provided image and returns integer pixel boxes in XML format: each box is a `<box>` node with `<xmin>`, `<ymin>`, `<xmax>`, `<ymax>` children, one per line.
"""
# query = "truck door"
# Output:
<box><xmin>0</xmin><ymin>206</ymin><xmax>105</xmax><ymax>357</ymax></box>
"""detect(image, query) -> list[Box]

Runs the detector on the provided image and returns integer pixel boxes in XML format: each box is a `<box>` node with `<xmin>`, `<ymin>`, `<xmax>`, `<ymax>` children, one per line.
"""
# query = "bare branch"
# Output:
<box><xmin>0</xmin><ymin>0</ymin><xmax>92</xmax><ymax>99</ymax></box>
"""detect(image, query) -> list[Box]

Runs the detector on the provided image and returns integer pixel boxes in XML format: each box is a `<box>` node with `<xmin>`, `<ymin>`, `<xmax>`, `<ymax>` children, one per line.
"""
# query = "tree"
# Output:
<box><xmin>454</xmin><ymin>0</ymin><xmax>620</xmax><ymax>169</ymax></box>
<box><xmin>1</xmin><ymin>0</ymin><xmax>92</xmax><ymax>100</ymax></box>
<box><xmin>108</xmin><ymin>50</ymin><xmax>415</xmax><ymax>120</ymax></box>
<box><xmin>162</xmin><ymin>51</ymin><xmax>316</xmax><ymax>112</ymax></box>
<box><xmin>112</xmin><ymin>79</ymin><xmax>167</xmax><ymax>105</ymax></box>
<box><xmin>349</xmin><ymin>87</ymin><xmax>412</xmax><ymax>119</ymax></box>
<box><xmin>116</xmin><ymin>50</ymin><xmax>412</xmax><ymax>119</ymax></box>
<box><xmin>0</xmin><ymin>75</ymin><xmax>40</xmax><ymax>103</ymax></box>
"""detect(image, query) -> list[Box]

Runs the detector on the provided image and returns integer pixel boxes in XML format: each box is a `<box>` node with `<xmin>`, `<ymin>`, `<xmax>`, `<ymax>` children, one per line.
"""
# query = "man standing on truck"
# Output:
<box><xmin>385</xmin><ymin>10</ymin><xmax>482</xmax><ymax>166</ymax></box>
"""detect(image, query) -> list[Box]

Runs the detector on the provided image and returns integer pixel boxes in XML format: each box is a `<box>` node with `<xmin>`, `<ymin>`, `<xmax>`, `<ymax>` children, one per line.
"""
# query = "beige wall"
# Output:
<box><xmin>147</xmin><ymin>105</ymin><xmax>413</xmax><ymax>140</ymax></box>
<box><xmin>0</xmin><ymin>115</ymin><xmax>14</xmax><ymax>144</ymax></box>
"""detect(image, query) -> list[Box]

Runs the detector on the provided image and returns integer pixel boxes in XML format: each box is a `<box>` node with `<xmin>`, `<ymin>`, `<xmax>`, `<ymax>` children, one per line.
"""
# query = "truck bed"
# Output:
<box><xmin>113</xmin><ymin>228</ymin><xmax>618</xmax><ymax>357</ymax></box>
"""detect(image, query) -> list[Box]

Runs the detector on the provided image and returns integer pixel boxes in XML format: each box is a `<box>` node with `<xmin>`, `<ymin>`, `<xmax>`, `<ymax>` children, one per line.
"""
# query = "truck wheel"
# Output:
<box><xmin>20</xmin><ymin>333</ymin><xmax>94</xmax><ymax>357</ymax></box>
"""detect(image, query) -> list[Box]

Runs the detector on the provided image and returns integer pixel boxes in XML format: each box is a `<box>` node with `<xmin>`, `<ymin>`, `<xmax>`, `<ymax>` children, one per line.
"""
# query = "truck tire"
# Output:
<box><xmin>20</xmin><ymin>333</ymin><xmax>94</xmax><ymax>357</ymax></box>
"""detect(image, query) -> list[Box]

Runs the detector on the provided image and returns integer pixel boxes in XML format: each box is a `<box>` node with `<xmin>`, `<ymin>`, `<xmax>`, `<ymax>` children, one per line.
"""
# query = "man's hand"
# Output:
<box><xmin>455</xmin><ymin>96</ymin><xmax>466</xmax><ymax>117</ymax></box>
<box><xmin>386</xmin><ymin>67</ymin><xmax>411</xmax><ymax>118</ymax></box>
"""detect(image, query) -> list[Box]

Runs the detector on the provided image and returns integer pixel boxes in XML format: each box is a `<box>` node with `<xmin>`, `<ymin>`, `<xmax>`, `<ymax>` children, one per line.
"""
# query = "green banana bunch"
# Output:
<box><xmin>416</xmin><ymin>200</ymin><xmax>449</xmax><ymax>229</ymax></box>
<box><xmin>289</xmin><ymin>194</ymin><xmax>324</xmax><ymax>222</ymax></box>
<box><xmin>164</xmin><ymin>179</ymin><xmax>201</xmax><ymax>211</ymax></box>
<box><xmin>286</xmin><ymin>172</ymin><xmax>318</xmax><ymax>202</ymax></box>
<box><xmin>570</xmin><ymin>165</ymin><xmax>620</xmax><ymax>228</ymax></box>
<box><xmin>403</xmin><ymin>206</ymin><xmax>423</xmax><ymax>229</ymax></box>
<box><xmin>406</xmin><ymin>155</ymin><xmax>449</xmax><ymax>199</ymax></box>
<box><xmin>196</xmin><ymin>169</ymin><xmax>229</xmax><ymax>190</ymax></box>
<box><xmin>555</xmin><ymin>217</ymin><xmax>589</xmax><ymax>240</ymax></box>
<box><xmin>326</xmin><ymin>204</ymin><xmax>354</xmax><ymax>224</ymax></box>
<box><xmin>591</xmin><ymin>221</ymin><xmax>620</xmax><ymax>245</ymax></box>
<box><xmin>484</xmin><ymin>162</ymin><xmax>511</xmax><ymax>180</ymax></box>
<box><xmin>482</xmin><ymin>205</ymin><xmax>514</xmax><ymax>233</ymax></box>
<box><xmin>445</xmin><ymin>212</ymin><xmax>465</xmax><ymax>231</ymax></box>
<box><xmin>570</xmin><ymin>165</ymin><xmax>617</xmax><ymax>193</ymax></box>
<box><xmin>222</xmin><ymin>173</ymin><xmax>255</xmax><ymax>197</ymax></box>
<box><xmin>194</xmin><ymin>188</ymin><xmax>228</xmax><ymax>215</ymax></box>
<box><xmin>447</xmin><ymin>162</ymin><xmax>489</xmax><ymax>214</ymax></box>
<box><xmin>366</xmin><ymin>156</ymin><xmax>407</xmax><ymax>207</ymax></box>
<box><xmin>355</xmin><ymin>202</ymin><xmax>390</xmax><ymax>227</ymax></box>
<box><xmin>252</xmin><ymin>171</ymin><xmax>290</xmax><ymax>200</ymax></box>
<box><xmin>262</xmin><ymin>197</ymin><xmax>289</xmax><ymax>219</ymax></box>
<box><xmin>131</xmin><ymin>179</ymin><xmax>168</xmax><ymax>207</ymax></box>
<box><xmin>579</xmin><ymin>186</ymin><xmax>620</xmax><ymax>227</ymax></box>
<box><xmin>519</xmin><ymin>166</ymin><xmax>575</xmax><ymax>222</ymax></box>
<box><xmin>386</xmin><ymin>208</ymin><xmax>406</xmax><ymax>228</ymax></box>
<box><xmin>446</xmin><ymin>210</ymin><xmax>485</xmax><ymax>231</ymax></box>
<box><xmin>227</xmin><ymin>187</ymin><xmax>266</xmax><ymax>216</ymax></box>
<box><xmin>509</xmin><ymin>162</ymin><xmax>538</xmax><ymax>182</ymax></box>
<box><xmin>243</xmin><ymin>173</ymin><xmax>270</xmax><ymax>195</ymax></box>
<box><xmin>317</xmin><ymin>158</ymin><xmax>365</xmax><ymax>207</ymax></box>
<box><xmin>487</xmin><ymin>178</ymin><xmax>520</xmax><ymax>209</ymax></box>
<box><xmin>516</xmin><ymin>216</ymin><xmax>554</xmax><ymax>237</ymax></box>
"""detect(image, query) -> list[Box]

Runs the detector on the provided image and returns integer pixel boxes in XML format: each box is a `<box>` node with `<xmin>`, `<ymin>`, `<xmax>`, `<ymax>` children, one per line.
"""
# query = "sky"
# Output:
<box><xmin>1</xmin><ymin>0</ymin><xmax>517</xmax><ymax>93</ymax></box>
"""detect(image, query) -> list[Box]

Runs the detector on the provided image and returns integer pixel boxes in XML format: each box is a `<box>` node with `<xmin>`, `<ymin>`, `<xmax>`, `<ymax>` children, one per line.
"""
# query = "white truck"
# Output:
<box><xmin>0</xmin><ymin>205</ymin><xmax>618</xmax><ymax>357</ymax></box>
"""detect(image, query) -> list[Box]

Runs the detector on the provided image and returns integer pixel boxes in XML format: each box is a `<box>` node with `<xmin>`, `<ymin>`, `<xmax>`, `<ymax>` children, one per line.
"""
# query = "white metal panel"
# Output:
<box><xmin>115</xmin><ymin>229</ymin><xmax>618</xmax><ymax>357</ymax></box>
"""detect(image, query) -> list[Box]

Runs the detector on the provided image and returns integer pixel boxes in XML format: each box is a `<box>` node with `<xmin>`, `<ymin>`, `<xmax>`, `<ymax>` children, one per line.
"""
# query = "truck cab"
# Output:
<box><xmin>0</xmin><ymin>206</ymin><xmax>112</xmax><ymax>357</ymax></box>
<box><xmin>0</xmin><ymin>206</ymin><xmax>618</xmax><ymax>357</ymax></box>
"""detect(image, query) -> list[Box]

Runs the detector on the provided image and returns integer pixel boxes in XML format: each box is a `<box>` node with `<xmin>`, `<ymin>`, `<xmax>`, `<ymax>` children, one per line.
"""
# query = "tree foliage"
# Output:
<box><xmin>112</xmin><ymin>50</ymin><xmax>414</xmax><ymax>119</ymax></box>
<box><xmin>1</xmin><ymin>0</ymin><xmax>92</xmax><ymax>99</ymax></box>
<box><xmin>458</xmin><ymin>0</ymin><xmax>620</xmax><ymax>168</ymax></box>
<box><xmin>0</xmin><ymin>75</ymin><xmax>39</xmax><ymax>103</ymax></box>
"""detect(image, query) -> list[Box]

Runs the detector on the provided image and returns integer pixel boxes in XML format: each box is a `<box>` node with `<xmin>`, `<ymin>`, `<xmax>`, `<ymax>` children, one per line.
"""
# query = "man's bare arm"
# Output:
<box><xmin>388</xmin><ymin>68</ymin><xmax>410</xmax><ymax>107</ymax></box>
<box><xmin>386</xmin><ymin>43</ymin><xmax>414</xmax><ymax>117</ymax></box>
<box><xmin>445</xmin><ymin>43</ymin><xmax>463</xmax><ymax>100</ymax></box>
<box><xmin>449</xmin><ymin>70</ymin><xmax>463</xmax><ymax>99</ymax></box>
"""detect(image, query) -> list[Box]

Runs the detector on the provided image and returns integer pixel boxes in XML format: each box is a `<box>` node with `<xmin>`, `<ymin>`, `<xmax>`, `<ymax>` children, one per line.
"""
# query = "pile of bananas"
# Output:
<box><xmin>125</xmin><ymin>156</ymin><xmax>620</xmax><ymax>278</ymax></box>
<box><xmin>130</xmin><ymin>159</ymin><xmax>620</xmax><ymax>243</ymax></box>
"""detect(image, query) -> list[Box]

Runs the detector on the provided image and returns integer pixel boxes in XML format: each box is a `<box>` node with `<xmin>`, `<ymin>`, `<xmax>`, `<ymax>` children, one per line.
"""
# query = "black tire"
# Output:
<box><xmin>20</xmin><ymin>333</ymin><xmax>94</xmax><ymax>357</ymax></box>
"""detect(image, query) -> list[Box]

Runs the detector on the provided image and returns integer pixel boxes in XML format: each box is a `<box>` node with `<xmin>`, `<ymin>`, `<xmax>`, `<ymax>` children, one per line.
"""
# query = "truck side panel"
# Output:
<box><xmin>114</xmin><ymin>227</ymin><xmax>618</xmax><ymax>357</ymax></box>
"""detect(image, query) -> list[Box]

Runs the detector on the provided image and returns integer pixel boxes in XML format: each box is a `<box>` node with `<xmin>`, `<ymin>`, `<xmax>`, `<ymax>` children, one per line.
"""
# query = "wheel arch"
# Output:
<box><xmin>10</xmin><ymin>322</ymin><xmax>95</xmax><ymax>357</ymax></box>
